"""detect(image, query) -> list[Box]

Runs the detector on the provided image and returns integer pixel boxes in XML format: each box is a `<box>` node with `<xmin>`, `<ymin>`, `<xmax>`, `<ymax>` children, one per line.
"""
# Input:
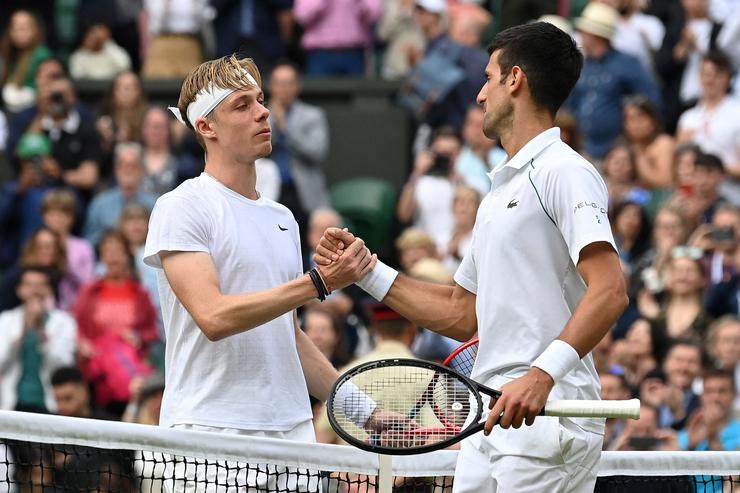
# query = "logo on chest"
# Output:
<box><xmin>507</xmin><ymin>198</ymin><xmax>519</xmax><ymax>209</ymax></box>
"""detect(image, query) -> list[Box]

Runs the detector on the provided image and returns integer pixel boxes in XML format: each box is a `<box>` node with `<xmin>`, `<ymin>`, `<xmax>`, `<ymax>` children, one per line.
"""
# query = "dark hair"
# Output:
<box><xmin>50</xmin><ymin>366</ymin><xmax>85</xmax><ymax>387</ymax></box>
<box><xmin>488</xmin><ymin>22</ymin><xmax>583</xmax><ymax>115</ymax></box>
<box><xmin>703</xmin><ymin>50</ymin><xmax>734</xmax><ymax>75</ymax></box>
<box><xmin>703</xmin><ymin>368</ymin><xmax>735</xmax><ymax>389</ymax></box>
<box><xmin>623</xmin><ymin>95</ymin><xmax>664</xmax><ymax>140</ymax></box>
<box><xmin>610</xmin><ymin>200</ymin><xmax>651</xmax><ymax>259</ymax></box>
<box><xmin>18</xmin><ymin>266</ymin><xmax>52</xmax><ymax>286</ymax></box>
<box><xmin>98</xmin><ymin>228</ymin><xmax>138</xmax><ymax>279</ymax></box>
<box><xmin>694</xmin><ymin>152</ymin><xmax>725</xmax><ymax>173</ymax></box>
<box><xmin>270</xmin><ymin>58</ymin><xmax>301</xmax><ymax>78</ymax></box>
<box><xmin>0</xmin><ymin>9</ymin><xmax>47</xmax><ymax>86</ymax></box>
<box><xmin>431</xmin><ymin>125</ymin><xmax>462</xmax><ymax>145</ymax></box>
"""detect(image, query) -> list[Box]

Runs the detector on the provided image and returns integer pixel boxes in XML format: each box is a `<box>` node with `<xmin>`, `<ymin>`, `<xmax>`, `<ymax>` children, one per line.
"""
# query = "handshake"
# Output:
<box><xmin>312</xmin><ymin>228</ymin><xmax>377</xmax><ymax>293</ymax></box>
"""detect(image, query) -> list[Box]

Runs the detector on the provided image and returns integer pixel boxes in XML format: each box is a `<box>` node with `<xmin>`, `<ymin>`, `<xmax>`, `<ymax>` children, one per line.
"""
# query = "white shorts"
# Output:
<box><xmin>157</xmin><ymin>420</ymin><xmax>320</xmax><ymax>493</ymax></box>
<box><xmin>452</xmin><ymin>416</ymin><xmax>603</xmax><ymax>493</ymax></box>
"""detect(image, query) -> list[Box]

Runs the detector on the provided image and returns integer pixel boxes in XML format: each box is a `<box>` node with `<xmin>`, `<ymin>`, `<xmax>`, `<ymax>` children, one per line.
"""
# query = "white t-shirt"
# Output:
<box><xmin>678</xmin><ymin>96</ymin><xmax>740</xmax><ymax>170</ymax></box>
<box><xmin>413</xmin><ymin>175</ymin><xmax>455</xmax><ymax>251</ymax></box>
<box><xmin>454</xmin><ymin>128</ymin><xmax>617</xmax><ymax>434</ymax></box>
<box><xmin>144</xmin><ymin>173</ymin><xmax>312</xmax><ymax>431</ymax></box>
<box><xmin>613</xmin><ymin>12</ymin><xmax>665</xmax><ymax>73</ymax></box>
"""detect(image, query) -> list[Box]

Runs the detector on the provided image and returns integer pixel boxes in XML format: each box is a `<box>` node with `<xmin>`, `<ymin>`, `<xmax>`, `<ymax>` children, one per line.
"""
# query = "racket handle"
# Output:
<box><xmin>542</xmin><ymin>398</ymin><xmax>640</xmax><ymax>419</ymax></box>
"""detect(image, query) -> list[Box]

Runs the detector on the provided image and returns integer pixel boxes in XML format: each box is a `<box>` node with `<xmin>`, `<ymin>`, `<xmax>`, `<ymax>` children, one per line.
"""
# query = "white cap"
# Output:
<box><xmin>415</xmin><ymin>0</ymin><xmax>447</xmax><ymax>14</ymax></box>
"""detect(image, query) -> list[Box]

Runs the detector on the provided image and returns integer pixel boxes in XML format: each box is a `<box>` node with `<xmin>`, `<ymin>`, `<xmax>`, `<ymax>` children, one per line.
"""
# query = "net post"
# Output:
<box><xmin>378</xmin><ymin>453</ymin><xmax>392</xmax><ymax>493</ymax></box>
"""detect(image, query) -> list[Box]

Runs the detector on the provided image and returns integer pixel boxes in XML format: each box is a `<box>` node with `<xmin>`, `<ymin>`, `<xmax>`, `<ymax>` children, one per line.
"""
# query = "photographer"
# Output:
<box><xmin>608</xmin><ymin>403</ymin><xmax>679</xmax><ymax>451</ymax></box>
<box><xmin>689</xmin><ymin>204</ymin><xmax>740</xmax><ymax>289</ymax></box>
<box><xmin>30</xmin><ymin>77</ymin><xmax>101</xmax><ymax>197</ymax></box>
<box><xmin>397</xmin><ymin>126</ymin><xmax>462</xmax><ymax>252</ymax></box>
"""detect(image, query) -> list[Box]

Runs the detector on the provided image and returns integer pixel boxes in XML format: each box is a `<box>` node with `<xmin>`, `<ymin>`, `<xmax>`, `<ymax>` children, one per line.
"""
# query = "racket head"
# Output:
<box><xmin>442</xmin><ymin>337</ymin><xmax>479</xmax><ymax>378</ymax></box>
<box><xmin>327</xmin><ymin>358</ymin><xmax>486</xmax><ymax>455</ymax></box>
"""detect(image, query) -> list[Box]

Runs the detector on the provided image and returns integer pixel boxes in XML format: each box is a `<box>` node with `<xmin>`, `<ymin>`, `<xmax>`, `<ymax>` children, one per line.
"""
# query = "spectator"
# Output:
<box><xmin>30</xmin><ymin>76</ymin><xmax>101</xmax><ymax>197</ymax></box>
<box><xmin>40</xmin><ymin>189</ymin><xmax>95</xmax><ymax>310</ymax></box>
<box><xmin>0</xmin><ymin>227</ymin><xmax>73</xmax><ymax>312</ymax></box>
<box><xmin>0</xmin><ymin>267</ymin><xmax>76</xmax><ymax>412</ymax></box>
<box><xmin>444</xmin><ymin>185</ymin><xmax>480</xmax><ymax>273</ymax></box>
<box><xmin>677</xmin><ymin>51</ymin><xmax>740</xmax><ymax>204</ymax></box>
<box><xmin>622</xmin><ymin>95</ymin><xmax>676</xmax><ymax>189</ymax></box>
<box><xmin>210</xmin><ymin>0</ymin><xmax>294</xmax><ymax>76</ymax></box>
<box><xmin>84</xmin><ymin>142</ymin><xmax>157</xmax><ymax>246</ymax></box>
<box><xmin>394</xmin><ymin>227</ymin><xmax>439</xmax><ymax>273</ymax></box>
<box><xmin>294</xmin><ymin>0</ymin><xmax>382</xmax><ymax>76</ymax></box>
<box><xmin>302</xmin><ymin>304</ymin><xmax>348</xmax><ymax>368</ymax></box>
<box><xmin>632</xmin><ymin>205</ymin><xmax>690</xmax><ymax>299</ymax></box>
<box><xmin>656</xmin><ymin>0</ymin><xmax>723</xmax><ymax>133</ymax></box>
<box><xmin>377</xmin><ymin>0</ymin><xmax>426</xmax><ymax>80</ymax></box>
<box><xmin>455</xmin><ymin>105</ymin><xmax>506</xmax><ymax>196</ymax></box>
<box><xmin>705</xmin><ymin>245</ymin><xmax>740</xmax><ymax>318</ymax></box>
<box><xmin>123</xmin><ymin>372</ymin><xmax>165</xmax><ymax>425</ymax></box>
<box><xmin>600</xmin><ymin>372</ymin><xmax>633</xmax><ymax>449</ymax></box>
<box><xmin>639</xmin><ymin>248</ymin><xmax>710</xmax><ymax>340</ymax></box>
<box><xmin>602</xmin><ymin>143</ymin><xmax>651</xmax><ymax>208</ymax></box>
<box><xmin>689</xmin><ymin>204</ymin><xmax>739</xmax><ymax>287</ymax></box>
<box><xmin>554</xmin><ymin>109</ymin><xmax>582</xmax><ymax>154</ymax></box>
<box><xmin>74</xmin><ymin>230</ymin><xmax>158</xmax><ymax>417</ymax></box>
<box><xmin>655</xmin><ymin>340</ymin><xmax>703</xmax><ymax>429</ymax></box>
<box><xmin>140</xmin><ymin>107</ymin><xmax>199</xmax><ymax>197</ymax></box>
<box><xmin>678</xmin><ymin>369</ymin><xmax>740</xmax><ymax>450</ymax></box>
<box><xmin>705</xmin><ymin>317</ymin><xmax>740</xmax><ymax>391</ymax></box>
<box><xmin>672</xmin><ymin>142</ymin><xmax>702</xmax><ymax>202</ymax></box>
<box><xmin>0</xmin><ymin>10</ymin><xmax>52</xmax><ymax>112</ymax></box>
<box><xmin>408</xmin><ymin>0</ymin><xmax>488</xmax><ymax>131</ymax></box>
<box><xmin>567</xmin><ymin>1</ymin><xmax>661</xmax><ymax>160</ymax></box>
<box><xmin>97</xmin><ymin>71</ymin><xmax>149</xmax><ymax>160</ymax></box>
<box><xmin>68</xmin><ymin>21</ymin><xmax>132</xmax><ymax>81</ymax></box>
<box><xmin>50</xmin><ymin>366</ymin><xmax>112</xmax><ymax>419</ymax></box>
<box><xmin>609</xmin><ymin>0</ymin><xmax>666</xmax><ymax>74</ymax></box>
<box><xmin>141</xmin><ymin>0</ymin><xmax>210</xmax><ymax>79</ymax></box>
<box><xmin>611</xmin><ymin>317</ymin><xmax>668</xmax><ymax>389</ymax></box>
<box><xmin>397</xmin><ymin>126</ymin><xmax>462</xmax><ymax>251</ymax></box>
<box><xmin>307</xmin><ymin>207</ymin><xmax>344</xmax><ymax>269</ymax></box>
<box><xmin>610</xmin><ymin>200</ymin><xmax>651</xmax><ymax>271</ymax></box>
<box><xmin>608</xmin><ymin>403</ymin><xmax>678</xmax><ymax>450</ymax></box>
<box><xmin>267</xmin><ymin>61</ymin><xmax>330</xmax><ymax>239</ymax></box>
<box><xmin>0</xmin><ymin>133</ymin><xmax>59</xmax><ymax>269</ymax></box>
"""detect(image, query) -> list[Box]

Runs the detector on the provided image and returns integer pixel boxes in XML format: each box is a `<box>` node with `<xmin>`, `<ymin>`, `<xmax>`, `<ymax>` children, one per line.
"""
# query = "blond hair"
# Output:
<box><xmin>395</xmin><ymin>228</ymin><xmax>437</xmax><ymax>254</ymax></box>
<box><xmin>177</xmin><ymin>55</ymin><xmax>262</xmax><ymax>149</ymax></box>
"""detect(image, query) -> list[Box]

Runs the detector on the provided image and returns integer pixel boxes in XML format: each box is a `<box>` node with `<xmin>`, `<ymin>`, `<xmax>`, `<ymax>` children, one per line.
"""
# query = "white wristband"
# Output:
<box><xmin>356</xmin><ymin>259</ymin><xmax>398</xmax><ymax>301</ymax></box>
<box><xmin>334</xmin><ymin>381</ymin><xmax>377</xmax><ymax>428</ymax></box>
<box><xmin>531</xmin><ymin>340</ymin><xmax>580</xmax><ymax>383</ymax></box>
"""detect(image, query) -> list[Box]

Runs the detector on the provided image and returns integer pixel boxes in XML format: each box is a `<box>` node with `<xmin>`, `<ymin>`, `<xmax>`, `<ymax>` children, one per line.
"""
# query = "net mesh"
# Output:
<box><xmin>2</xmin><ymin>411</ymin><xmax>740</xmax><ymax>493</ymax></box>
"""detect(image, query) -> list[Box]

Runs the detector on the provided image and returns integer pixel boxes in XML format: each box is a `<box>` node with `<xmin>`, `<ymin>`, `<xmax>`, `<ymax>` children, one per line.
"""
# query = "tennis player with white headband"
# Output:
<box><xmin>143</xmin><ymin>56</ymin><xmax>386</xmax><ymax>483</ymax></box>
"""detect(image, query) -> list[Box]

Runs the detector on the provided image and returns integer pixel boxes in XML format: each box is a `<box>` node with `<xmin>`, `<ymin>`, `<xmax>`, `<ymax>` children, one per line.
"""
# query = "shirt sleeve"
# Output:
<box><xmin>454</xmin><ymin>223</ymin><xmax>478</xmax><ymax>294</ymax></box>
<box><xmin>143</xmin><ymin>195</ymin><xmax>212</xmax><ymax>269</ymax></box>
<box><xmin>541</xmin><ymin>157</ymin><xmax>618</xmax><ymax>266</ymax></box>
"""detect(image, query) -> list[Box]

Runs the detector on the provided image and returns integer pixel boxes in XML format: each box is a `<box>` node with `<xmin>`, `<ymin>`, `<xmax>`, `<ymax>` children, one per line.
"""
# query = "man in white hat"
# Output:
<box><xmin>566</xmin><ymin>1</ymin><xmax>660</xmax><ymax>160</ymax></box>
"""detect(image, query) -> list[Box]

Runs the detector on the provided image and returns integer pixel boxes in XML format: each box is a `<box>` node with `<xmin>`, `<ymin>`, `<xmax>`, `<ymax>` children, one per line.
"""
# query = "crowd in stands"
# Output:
<box><xmin>1</xmin><ymin>0</ymin><xmax>740</xmax><ymax>460</ymax></box>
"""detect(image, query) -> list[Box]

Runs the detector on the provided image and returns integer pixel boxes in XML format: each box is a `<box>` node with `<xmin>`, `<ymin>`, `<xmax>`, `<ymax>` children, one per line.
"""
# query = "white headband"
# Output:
<box><xmin>168</xmin><ymin>72</ymin><xmax>259</xmax><ymax>128</ymax></box>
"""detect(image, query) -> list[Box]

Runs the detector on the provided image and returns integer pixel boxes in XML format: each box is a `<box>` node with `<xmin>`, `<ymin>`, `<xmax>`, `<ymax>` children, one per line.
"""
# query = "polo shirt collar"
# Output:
<box><xmin>488</xmin><ymin>127</ymin><xmax>561</xmax><ymax>179</ymax></box>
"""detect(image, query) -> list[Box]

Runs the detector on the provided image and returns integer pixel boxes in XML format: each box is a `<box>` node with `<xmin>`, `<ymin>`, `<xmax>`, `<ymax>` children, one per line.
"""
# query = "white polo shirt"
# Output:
<box><xmin>454</xmin><ymin>128</ymin><xmax>617</xmax><ymax>434</ymax></box>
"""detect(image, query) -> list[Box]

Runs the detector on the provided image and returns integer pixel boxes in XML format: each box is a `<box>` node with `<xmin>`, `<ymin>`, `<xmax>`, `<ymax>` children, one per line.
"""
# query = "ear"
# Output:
<box><xmin>508</xmin><ymin>66</ymin><xmax>526</xmax><ymax>95</ymax></box>
<box><xmin>195</xmin><ymin>117</ymin><xmax>217</xmax><ymax>141</ymax></box>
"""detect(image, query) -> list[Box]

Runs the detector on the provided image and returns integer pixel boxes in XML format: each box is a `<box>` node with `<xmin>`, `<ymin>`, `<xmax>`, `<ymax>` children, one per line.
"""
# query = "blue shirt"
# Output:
<box><xmin>83</xmin><ymin>188</ymin><xmax>157</xmax><ymax>246</ymax></box>
<box><xmin>678</xmin><ymin>419</ymin><xmax>740</xmax><ymax>492</ymax></box>
<box><xmin>566</xmin><ymin>48</ymin><xmax>661</xmax><ymax>159</ymax></box>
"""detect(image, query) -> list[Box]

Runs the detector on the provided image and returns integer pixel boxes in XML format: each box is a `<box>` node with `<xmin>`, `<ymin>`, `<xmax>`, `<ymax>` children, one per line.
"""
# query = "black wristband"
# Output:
<box><xmin>308</xmin><ymin>268</ymin><xmax>327</xmax><ymax>302</ymax></box>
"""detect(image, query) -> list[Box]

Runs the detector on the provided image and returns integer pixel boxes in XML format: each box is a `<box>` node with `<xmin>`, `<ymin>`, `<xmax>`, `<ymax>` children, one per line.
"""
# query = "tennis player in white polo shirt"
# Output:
<box><xmin>316</xmin><ymin>22</ymin><xmax>628</xmax><ymax>492</ymax></box>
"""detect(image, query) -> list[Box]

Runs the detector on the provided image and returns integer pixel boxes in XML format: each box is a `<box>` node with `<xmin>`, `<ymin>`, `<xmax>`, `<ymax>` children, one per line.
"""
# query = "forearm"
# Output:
<box><xmin>198</xmin><ymin>275</ymin><xmax>320</xmax><ymax>341</ymax></box>
<box><xmin>383</xmin><ymin>275</ymin><xmax>475</xmax><ymax>341</ymax></box>
<box><xmin>396</xmin><ymin>181</ymin><xmax>417</xmax><ymax>223</ymax></box>
<box><xmin>64</xmin><ymin>161</ymin><xmax>99</xmax><ymax>190</ymax></box>
<box><xmin>295</xmin><ymin>319</ymin><xmax>339</xmax><ymax>401</ymax></box>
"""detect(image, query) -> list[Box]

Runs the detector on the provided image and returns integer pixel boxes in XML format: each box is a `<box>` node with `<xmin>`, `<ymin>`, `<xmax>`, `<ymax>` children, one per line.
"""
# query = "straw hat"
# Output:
<box><xmin>415</xmin><ymin>0</ymin><xmax>446</xmax><ymax>14</ymax></box>
<box><xmin>574</xmin><ymin>2</ymin><xmax>619</xmax><ymax>40</ymax></box>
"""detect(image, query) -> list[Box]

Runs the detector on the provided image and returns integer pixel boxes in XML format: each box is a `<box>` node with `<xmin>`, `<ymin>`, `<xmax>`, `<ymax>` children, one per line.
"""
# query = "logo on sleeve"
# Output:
<box><xmin>507</xmin><ymin>199</ymin><xmax>519</xmax><ymax>209</ymax></box>
<box><xmin>573</xmin><ymin>201</ymin><xmax>607</xmax><ymax>215</ymax></box>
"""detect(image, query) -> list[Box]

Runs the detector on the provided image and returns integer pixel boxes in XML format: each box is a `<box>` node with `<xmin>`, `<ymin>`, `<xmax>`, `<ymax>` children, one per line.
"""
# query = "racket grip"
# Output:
<box><xmin>542</xmin><ymin>398</ymin><xmax>640</xmax><ymax>419</ymax></box>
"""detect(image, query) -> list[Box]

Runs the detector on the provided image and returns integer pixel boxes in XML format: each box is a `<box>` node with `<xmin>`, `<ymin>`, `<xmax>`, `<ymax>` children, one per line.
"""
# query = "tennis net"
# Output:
<box><xmin>1</xmin><ymin>410</ymin><xmax>739</xmax><ymax>492</ymax></box>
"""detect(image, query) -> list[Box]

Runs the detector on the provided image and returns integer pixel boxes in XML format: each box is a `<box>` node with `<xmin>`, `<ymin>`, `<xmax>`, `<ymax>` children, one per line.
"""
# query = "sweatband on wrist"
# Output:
<box><xmin>531</xmin><ymin>340</ymin><xmax>581</xmax><ymax>383</ymax></box>
<box><xmin>334</xmin><ymin>381</ymin><xmax>377</xmax><ymax>428</ymax></box>
<box><xmin>356</xmin><ymin>260</ymin><xmax>398</xmax><ymax>301</ymax></box>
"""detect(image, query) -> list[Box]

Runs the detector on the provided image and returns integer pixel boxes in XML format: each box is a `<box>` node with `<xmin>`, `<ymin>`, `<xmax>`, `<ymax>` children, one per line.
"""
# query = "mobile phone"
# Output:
<box><xmin>628</xmin><ymin>436</ymin><xmax>661</xmax><ymax>450</ymax></box>
<box><xmin>709</xmin><ymin>227</ymin><xmax>735</xmax><ymax>243</ymax></box>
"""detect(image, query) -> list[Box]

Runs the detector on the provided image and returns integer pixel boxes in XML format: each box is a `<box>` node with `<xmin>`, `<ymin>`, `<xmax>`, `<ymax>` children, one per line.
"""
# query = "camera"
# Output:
<box><xmin>427</xmin><ymin>153</ymin><xmax>452</xmax><ymax>177</ymax></box>
<box><xmin>709</xmin><ymin>227</ymin><xmax>735</xmax><ymax>243</ymax></box>
<box><xmin>628</xmin><ymin>436</ymin><xmax>661</xmax><ymax>450</ymax></box>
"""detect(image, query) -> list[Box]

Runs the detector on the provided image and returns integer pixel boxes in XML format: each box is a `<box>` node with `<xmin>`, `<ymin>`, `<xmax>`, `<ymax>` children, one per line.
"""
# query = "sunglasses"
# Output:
<box><xmin>671</xmin><ymin>246</ymin><xmax>703</xmax><ymax>260</ymax></box>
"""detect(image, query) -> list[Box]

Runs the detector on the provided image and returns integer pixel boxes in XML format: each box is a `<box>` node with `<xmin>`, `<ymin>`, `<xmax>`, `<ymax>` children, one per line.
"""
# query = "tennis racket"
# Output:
<box><xmin>327</xmin><ymin>358</ymin><xmax>640</xmax><ymax>455</ymax></box>
<box><xmin>442</xmin><ymin>337</ymin><xmax>478</xmax><ymax>377</ymax></box>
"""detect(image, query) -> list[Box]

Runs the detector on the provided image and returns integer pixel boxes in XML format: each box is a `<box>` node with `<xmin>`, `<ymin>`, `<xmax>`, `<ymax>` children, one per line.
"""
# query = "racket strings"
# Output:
<box><xmin>331</xmin><ymin>366</ymin><xmax>476</xmax><ymax>450</ymax></box>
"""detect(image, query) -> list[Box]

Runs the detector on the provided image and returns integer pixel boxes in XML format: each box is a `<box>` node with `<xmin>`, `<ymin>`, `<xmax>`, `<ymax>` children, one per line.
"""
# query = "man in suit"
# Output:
<box><xmin>268</xmin><ymin>59</ymin><xmax>330</xmax><ymax>251</ymax></box>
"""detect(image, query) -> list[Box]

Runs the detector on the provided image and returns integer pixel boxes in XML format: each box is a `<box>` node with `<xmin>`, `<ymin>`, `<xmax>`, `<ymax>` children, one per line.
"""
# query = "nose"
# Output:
<box><xmin>258</xmin><ymin>102</ymin><xmax>270</xmax><ymax>121</ymax></box>
<box><xmin>476</xmin><ymin>86</ymin><xmax>486</xmax><ymax>106</ymax></box>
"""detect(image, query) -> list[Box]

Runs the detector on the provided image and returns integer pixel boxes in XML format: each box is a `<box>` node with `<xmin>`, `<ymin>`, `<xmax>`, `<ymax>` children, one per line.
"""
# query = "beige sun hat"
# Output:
<box><xmin>574</xmin><ymin>2</ymin><xmax>619</xmax><ymax>40</ymax></box>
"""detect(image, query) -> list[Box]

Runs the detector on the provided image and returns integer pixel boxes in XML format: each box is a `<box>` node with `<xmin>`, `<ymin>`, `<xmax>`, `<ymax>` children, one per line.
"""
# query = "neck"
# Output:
<box><xmin>704</xmin><ymin>94</ymin><xmax>724</xmax><ymax>109</ymax></box>
<box><xmin>589</xmin><ymin>43</ymin><xmax>610</xmax><ymax>60</ymax></box>
<box><xmin>498</xmin><ymin>107</ymin><xmax>554</xmax><ymax>159</ymax></box>
<box><xmin>204</xmin><ymin>148</ymin><xmax>259</xmax><ymax>200</ymax></box>
<box><xmin>120</xmin><ymin>186</ymin><xmax>137</xmax><ymax>199</ymax></box>
<box><xmin>146</xmin><ymin>143</ymin><xmax>169</xmax><ymax>154</ymax></box>
<box><xmin>668</xmin><ymin>294</ymin><xmax>701</xmax><ymax>306</ymax></box>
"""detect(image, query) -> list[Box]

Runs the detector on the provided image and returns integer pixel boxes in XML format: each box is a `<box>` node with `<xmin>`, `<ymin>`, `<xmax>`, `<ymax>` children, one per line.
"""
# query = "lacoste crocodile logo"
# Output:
<box><xmin>278</xmin><ymin>224</ymin><xmax>288</xmax><ymax>231</ymax></box>
<box><xmin>507</xmin><ymin>199</ymin><xmax>519</xmax><ymax>209</ymax></box>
